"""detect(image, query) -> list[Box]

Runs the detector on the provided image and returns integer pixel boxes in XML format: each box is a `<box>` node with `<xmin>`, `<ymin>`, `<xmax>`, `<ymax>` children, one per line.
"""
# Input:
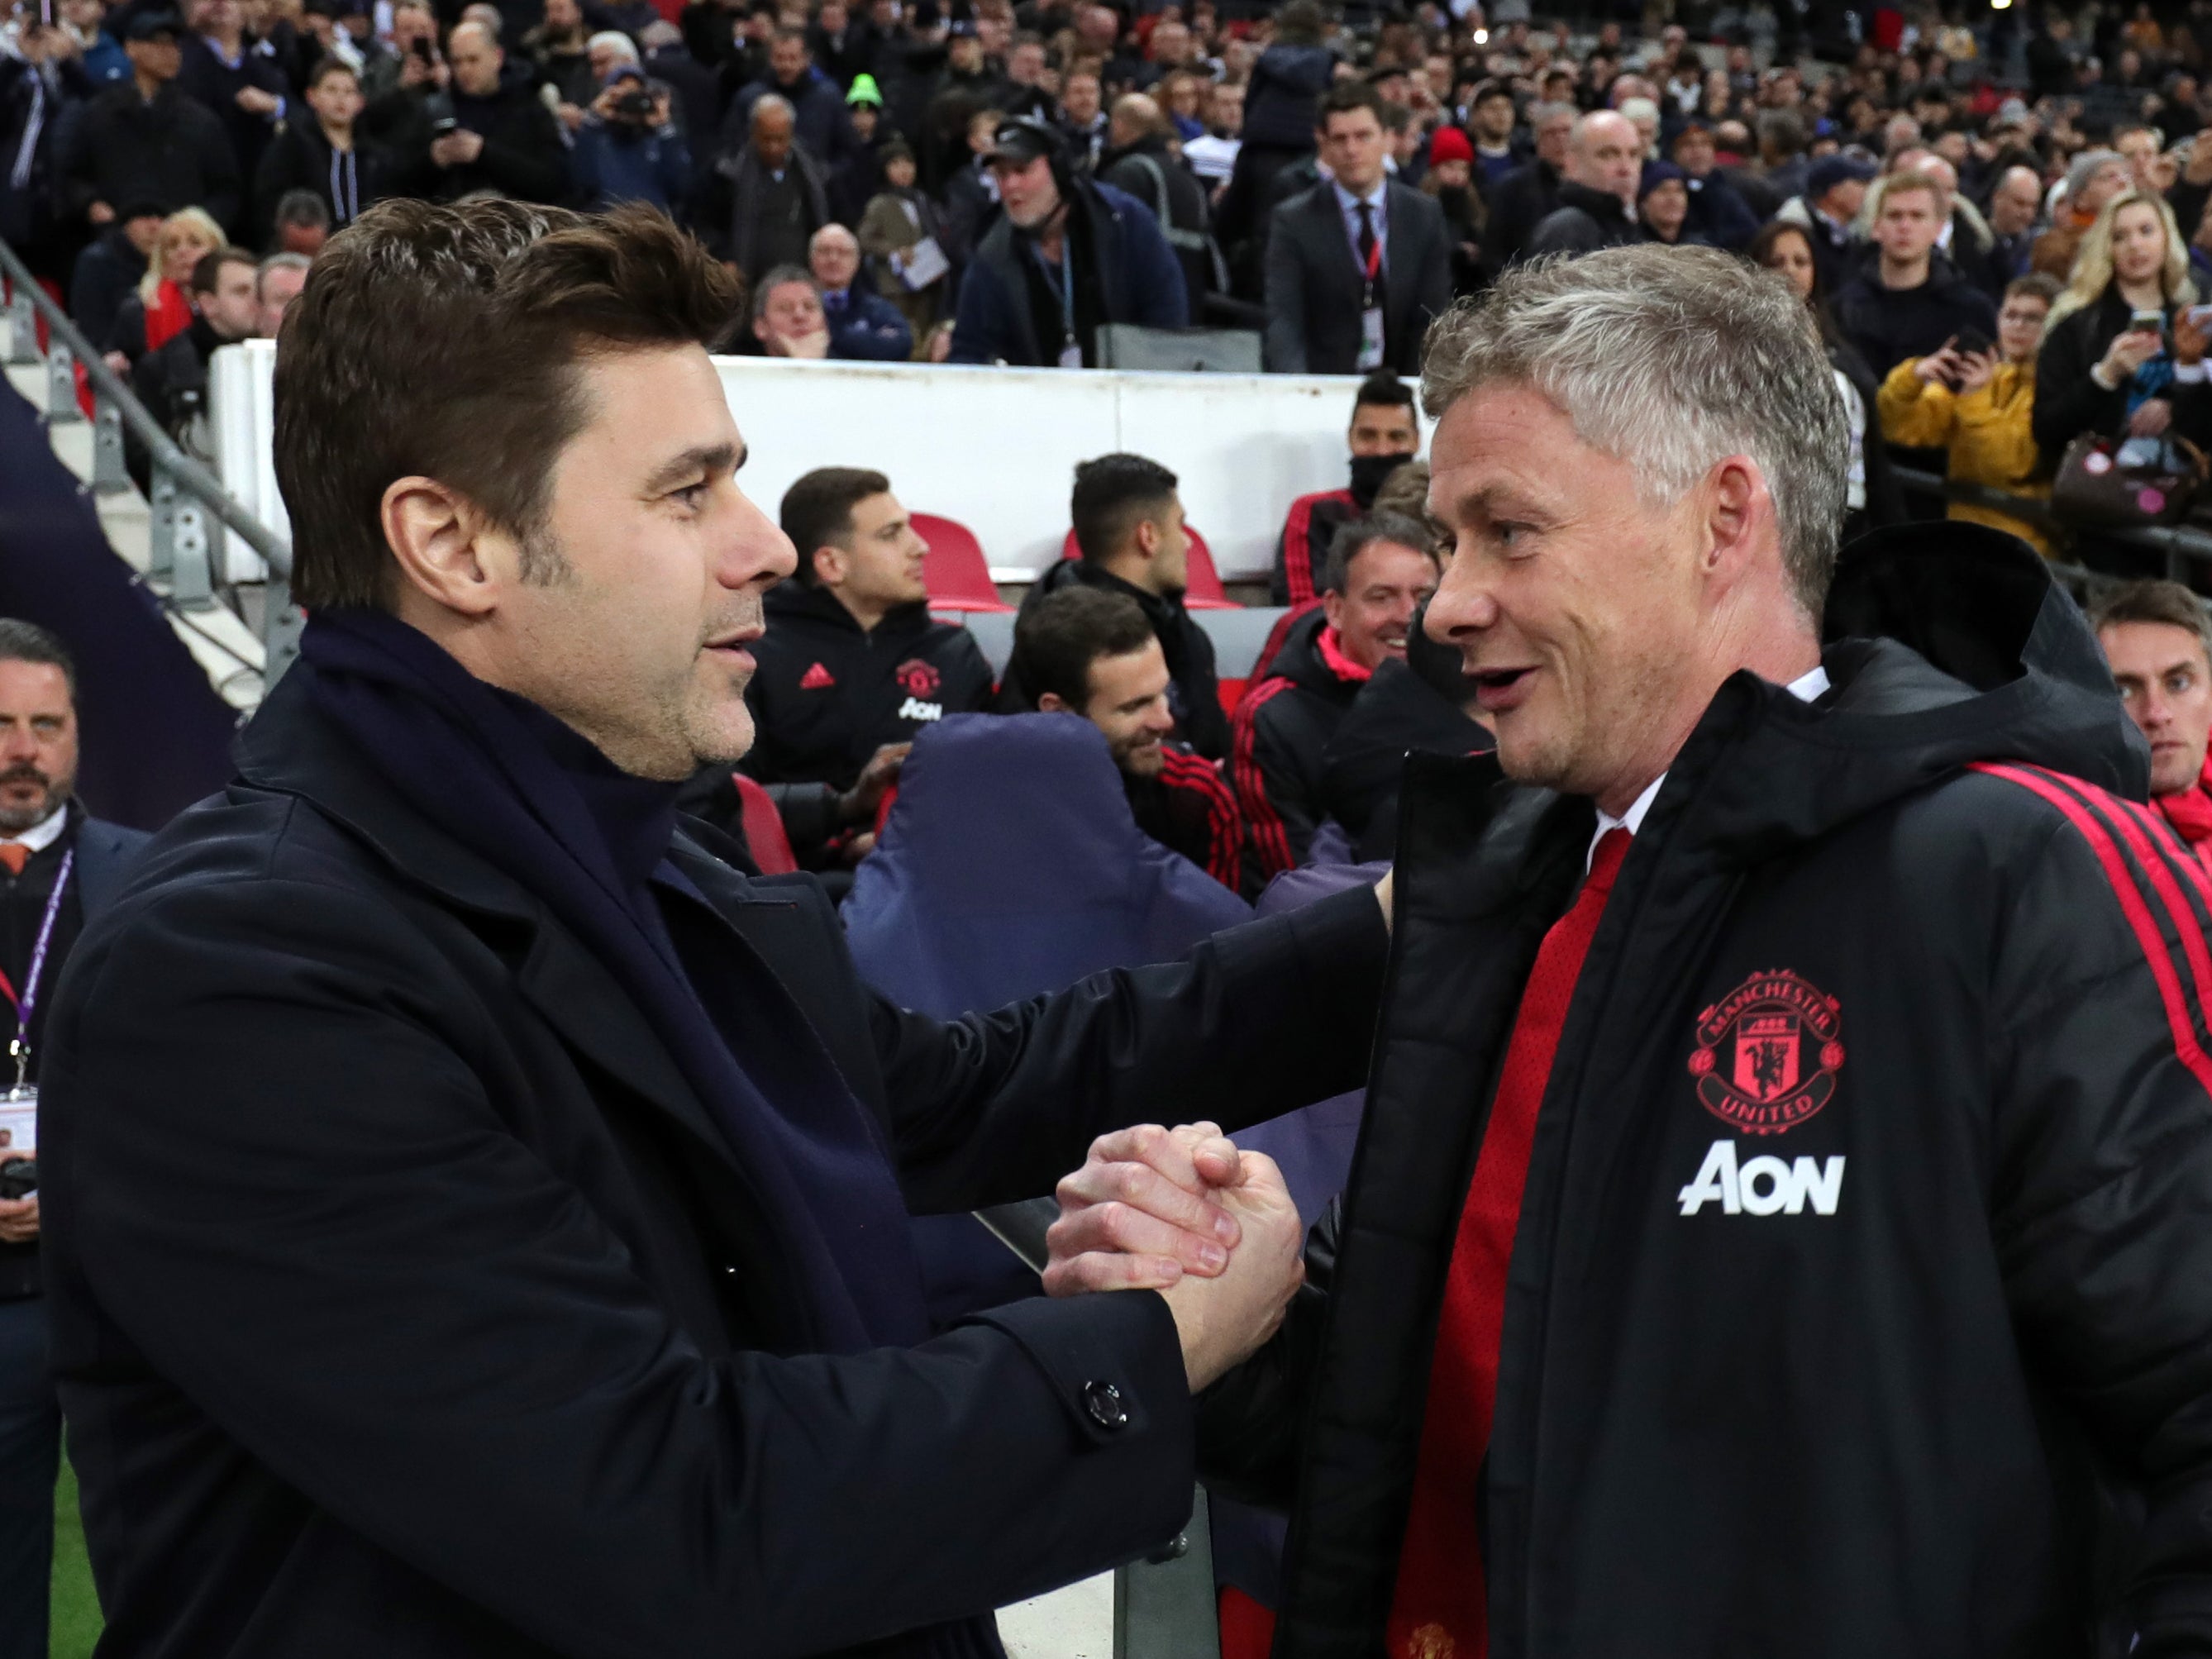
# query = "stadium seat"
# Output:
<box><xmin>911</xmin><ymin>512</ymin><xmax>1013</xmax><ymax>613</ymax></box>
<box><xmin>732</xmin><ymin>775</ymin><xmax>800</xmax><ymax>875</ymax></box>
<box><xmin>1058</xmin><ymin>526</ymin><xmax>1238</xmax><ymax>609</ymax></box>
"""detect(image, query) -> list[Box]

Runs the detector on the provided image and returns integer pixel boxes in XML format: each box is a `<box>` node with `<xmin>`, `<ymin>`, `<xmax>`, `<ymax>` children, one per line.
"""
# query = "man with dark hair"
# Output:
<box><xmin>1004</xmin><ymin>451</ymin><xmax>1230</xmax><ymax>760</ymax></box>
<box><xmin>131</xmin><ymin>244</ymin><xmax>260</xmax><ymax>448</ymax></box>
<box><xmin>741</xmin><ymin>465</ymin><xmax>992</xmax><ymax>797</ymax></box>
<box><xmin>67</xmin><ymin>199</ymin><xmax>165</xmax><ymax>353</ymax></box>
<box><xmin>948</xmin><ymin>114</ymin><xmax>1189</xmax><ymax>366</ymax></box>
<box><xmin>43</xmin><ymin>198</ymin><xmax>1385</xmax><ymax>1657</ymax></box>
<box><xmin>1271</xmin><ymin>373</ymin><xmax>1422</xmax><ymax>608</ymax></box>
<box><xmin>268</xmin><ymin>184</ymin><xmax>333</xmax><ymax>255</ymax></box>
<box><xmin>1235</xmin><ymin>513</ymin><xmax>1439</xmax><ymax>876</ymax></box>
<box><xmin>2096</xmin><ymin>580</ymin><xmax>2212</xmax><ymax>864</ymax></box>
<box><xmin>1013</xmin><ymin>587</ymin><xmax>1247</xmax><ymax>894</ymax></box>
<box><xmin>0</xmin><ymin>620</ymin><xmax>146</xmax><ymax>1659</ymax></box>
<box><xmin>729</xmin><ymin>26</ymin><xmax>851</xmax><ymax>166</ymax></box>
<box><xmin>1263</xmin><ymin>81</ymin><xmax>1452</xmax><ymax>375</ymax></box>
<box><xmin>57</xmin><ymin>11</ymin><xmax>240</xmax><ymax>236</ymax></box>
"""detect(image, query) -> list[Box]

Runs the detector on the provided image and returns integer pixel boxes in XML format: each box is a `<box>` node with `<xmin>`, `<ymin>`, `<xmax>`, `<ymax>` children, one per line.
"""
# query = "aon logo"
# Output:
<box><xmin>897</xmin><ymin>697</ymin><xmax>945</xmax><ymax>722</ymax></box>
<box><xmin>1677</xmin><ymin>1139</ymin><xmax>1845</xmax><ymax>1217</ymax></box>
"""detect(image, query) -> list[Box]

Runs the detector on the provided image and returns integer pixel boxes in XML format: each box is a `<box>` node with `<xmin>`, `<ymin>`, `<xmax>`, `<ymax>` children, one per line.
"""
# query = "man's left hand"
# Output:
<box><xmin>236</xmin><ymin>85</ymin><xmax>282</xmax><ymax>116</ymax></box>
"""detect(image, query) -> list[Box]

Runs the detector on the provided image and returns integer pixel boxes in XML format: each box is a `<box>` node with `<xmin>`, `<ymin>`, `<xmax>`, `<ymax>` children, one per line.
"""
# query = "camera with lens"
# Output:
<box><xmin>611</xmin><ymin>78</ymin><xmax>665</xmax><ymax>123</ymax></box>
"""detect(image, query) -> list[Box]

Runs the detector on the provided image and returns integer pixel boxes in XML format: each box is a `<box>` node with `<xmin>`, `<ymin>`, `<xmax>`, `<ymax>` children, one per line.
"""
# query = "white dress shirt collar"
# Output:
<box><xmin>2</xmin><ymin>801</ymin><xmax>70</xmax><ymax>856</ymax></box>
<box><xmin>1588</xmin><ymin>663</ymin><xmax>1830</xmax><ymax>865</ymax></box>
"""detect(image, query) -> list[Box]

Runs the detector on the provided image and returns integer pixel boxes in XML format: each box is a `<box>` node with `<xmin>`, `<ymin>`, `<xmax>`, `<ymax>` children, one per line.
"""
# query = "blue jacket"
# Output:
<box><xmin>843</xmin><ymin>713</ymin><xmax>1251</xmax><ymax>1322</ymax></box>
<box><xmin>821</xmin><ymin>281</ymin><xmax>913</xmax><ymax>361</ymax></box>
<box><xmin>570</xmin><ymin>117</ymin><xmax>690</xmax><ymax>212</ymax></box>
<box><xmin>948</xmin><ymin>178</ymin><xmax>1188</xmax><ymax>367</ymax></box>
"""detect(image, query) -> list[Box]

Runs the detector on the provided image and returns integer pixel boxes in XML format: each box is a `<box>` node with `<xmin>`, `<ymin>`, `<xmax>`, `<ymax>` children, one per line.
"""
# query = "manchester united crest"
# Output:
<box><xmin>1686</xmin><ymin>969</ymin><xmax>1844</xmax><ymax>1136</ymax></box>
<box><xmin>894</xmin><ymin>659</ymin><xmax>942</xmax><ymax>698</ymax></box>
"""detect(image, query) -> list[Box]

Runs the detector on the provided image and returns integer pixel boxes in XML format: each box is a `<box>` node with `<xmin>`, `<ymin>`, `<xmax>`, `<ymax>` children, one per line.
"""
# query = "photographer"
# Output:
<box><xmin>571</xmin><ymin>64</ymin><xmax>689</xmax><ymax>212</ymax></box>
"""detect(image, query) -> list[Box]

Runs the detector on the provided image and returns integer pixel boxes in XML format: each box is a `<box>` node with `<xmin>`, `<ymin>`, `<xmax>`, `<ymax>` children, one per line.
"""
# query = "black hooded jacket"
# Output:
<box><xmin>1197</xmin><ymin>526</ymin><xmax>2212</xmax><ymax>1658</ymax></box>
<box><xmin>999</xmin><ymin>560</ymin><xmax>1231</xmax><ymax>762</ymax></box>
<box><xmin>1232</xmin><ymin>609</ymin><xmax>1368</xmax><ymax>878</ymax></box>
<box><xmin>740</xmin><ymin>582</ymin><xmax>994</xmax><ymax>792</ymax></box>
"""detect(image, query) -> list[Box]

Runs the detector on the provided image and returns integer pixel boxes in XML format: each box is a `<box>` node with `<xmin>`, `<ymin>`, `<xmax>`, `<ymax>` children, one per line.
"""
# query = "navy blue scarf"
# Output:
<box><xmin>299</xmin><ymin>608</ymin><xmax>928</xmax><ymax>1356</ymax></box>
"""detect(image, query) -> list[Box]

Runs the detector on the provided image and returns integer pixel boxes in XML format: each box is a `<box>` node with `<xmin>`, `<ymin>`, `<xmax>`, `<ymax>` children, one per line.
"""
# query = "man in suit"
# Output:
<box><xmin>41</xmin><ymin>198</ymin><xmax>1374</xmax><ymax>1659</ymax></box>
<box><xmin>1264</xmin><ymin>81</ymin><xmax>1452</xmax><ymax>376</ymax></box>
<box><xmin>0</xmin><ymin>620</ymin><xmax>147</xmax><ymax>1659</ymax></box>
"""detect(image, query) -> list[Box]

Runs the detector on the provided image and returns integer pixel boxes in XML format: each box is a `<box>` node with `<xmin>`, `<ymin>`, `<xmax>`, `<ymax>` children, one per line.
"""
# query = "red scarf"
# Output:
<box><xmin>1317</xmin><ymin>624</ymin><xmax>1374</xmax><ymax>684</ymax></box>
<box><xmin>145</xmin><ymin>279</ymin><xmax>194</xmax><ymax>352</ymax></box>
<box><xmin>2157</xmin><ymin>755</ymin><xmax>2212</xmax><ymax>870</ymax></box>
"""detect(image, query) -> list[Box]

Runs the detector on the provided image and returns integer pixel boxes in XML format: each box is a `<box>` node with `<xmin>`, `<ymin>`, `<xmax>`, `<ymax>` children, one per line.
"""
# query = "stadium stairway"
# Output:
<box><xmin>0</xmin><ymin>350</ymin><xmax>237</xmax><ymax>831</ymax></box>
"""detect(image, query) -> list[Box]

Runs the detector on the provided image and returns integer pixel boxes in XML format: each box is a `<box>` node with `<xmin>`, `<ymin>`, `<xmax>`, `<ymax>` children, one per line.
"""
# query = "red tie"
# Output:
<box><xmin>0</xmin><ymin>845</ymin><xmax>28</xmax><ymax>878</ymax></box>
<box><xmin>1386</xmin><ymin>827</ymin><xmax>1633</xmax><ymax>1659</ymax></box>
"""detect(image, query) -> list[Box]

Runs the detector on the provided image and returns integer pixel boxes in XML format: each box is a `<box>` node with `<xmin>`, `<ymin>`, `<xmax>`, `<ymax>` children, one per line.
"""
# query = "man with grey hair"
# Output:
<box><xmin>1047</xmin><ymin>243</ymin><xmax>2212</xmax><ymax>1656</ymax></box>
<box><xmin>253</xmin><ymin>250</ymin><xmax>312</xmax><ymax>339</ymax></box>
<box><xmin>1485</xmin><ymin>100</ymin><xmax>1573</xmax><ymax>267</ymax></box>
<box><xmin>707</xmin><ymin>90</ymin><xmax>830</xmax><ymax>284</ymax></box>
<box><xmin>1524</xmin><ymin>109</ymin><xmax>1641</xmax><ymax>259</ymax></box>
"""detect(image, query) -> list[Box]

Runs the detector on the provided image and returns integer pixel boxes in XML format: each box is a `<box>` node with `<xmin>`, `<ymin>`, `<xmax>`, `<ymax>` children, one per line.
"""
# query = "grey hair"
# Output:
<box><xmin>2064</xmin><ymin>146</ymin><xmax>2126</xmax><ymax>200</ymax></box>
<box><xmin>1528</xmin><ymin>99</ymin><xmax>1576</xmax><ymax>128</ymax></box>
<box><xmin>1419</xmin><ymin>245</ymin><xmax>1847</xmax><ymax>621</ymax></box>
<box><xmin>587</xmin><ymin>28</ymin><xmax>638</xmax><ymax>62</ymax></box>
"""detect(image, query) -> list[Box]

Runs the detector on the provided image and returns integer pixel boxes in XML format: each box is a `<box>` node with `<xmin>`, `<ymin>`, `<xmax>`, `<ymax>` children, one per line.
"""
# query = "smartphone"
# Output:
<box><xmin>411</xmin><ymin>36</ymin><xmax>433</xmax><ymax>62</ymax></box>
<box><xmin>2186</xmin><ymin>305</ymin><xmax>2212</xmax><ymax>331</ymax></box>
<box><xmin>2130</xmin><ymin>307</ymin><xmax>2167</xmax><ymax>337</ymax></box>
<box><xmin>38</xmin><ymin>0</ymin><xmax>55</xmax><ymax>28</ymax></box>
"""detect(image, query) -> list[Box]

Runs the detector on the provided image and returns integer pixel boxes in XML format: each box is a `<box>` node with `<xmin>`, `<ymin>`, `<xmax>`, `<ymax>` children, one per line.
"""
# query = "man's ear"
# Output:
<box><xmin>380</xmin><ymin>476</ymin><xmax>504</xmax><ymax>618</ymax></box>
<box><xmin>813</xmin><ymin>543</ymin><xmax>846</xmax><ymax>588</ymax></box>
<box><xmin>1037</xmin><ymin>691</ymin><xmax>1072</xmax><ymax>714</ymax></box>
<box><xmin>1134</xmin><ymin>516</ymin><xmax>1161</xmax><ymax>560</ymax></box>
<box><xmin>1700</xmin><ymin>455</ymin><xmax>1767</xmax><ymax>588</ymax></box>
<box><xmin>1321</xmin><ymin>588</ymin><xmax>1347</xmax><ymax>633</ymax></box>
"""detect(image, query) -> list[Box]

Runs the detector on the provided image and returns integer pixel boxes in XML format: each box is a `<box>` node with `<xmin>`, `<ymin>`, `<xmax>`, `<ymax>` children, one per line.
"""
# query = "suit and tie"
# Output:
<box><xmin>1263</xmin><ymin>177</ymin><xmax>1454</xmax><ymax>376</ymax></box>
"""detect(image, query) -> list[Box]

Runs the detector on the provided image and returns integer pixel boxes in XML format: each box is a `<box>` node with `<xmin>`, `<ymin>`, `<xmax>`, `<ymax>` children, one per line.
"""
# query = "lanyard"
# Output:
<box><xmin>12</xmin><ymin>847</ymin><xmax>71</xmax><ymax>1091</ymax></box>
<box><xmin>1352</xmin><ymin>199</ymin><xmax>1385</xmax><ymax>304</ymax></box>
<box><xmin>1033</xmin><ymin>242</ymin><xmax>1076</xmax><ymax>352</ymax></box>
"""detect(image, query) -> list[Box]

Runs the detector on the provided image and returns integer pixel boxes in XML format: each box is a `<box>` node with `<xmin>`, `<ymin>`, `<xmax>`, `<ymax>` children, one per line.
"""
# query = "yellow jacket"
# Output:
<box><xmin>1876</xmin><ymin>357</ymin><xmax>2052</xmax><ymax>555</ymax></box>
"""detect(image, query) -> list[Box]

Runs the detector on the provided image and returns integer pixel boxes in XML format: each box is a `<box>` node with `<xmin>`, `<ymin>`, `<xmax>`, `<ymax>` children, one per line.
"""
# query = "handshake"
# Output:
<box><xmin>1044</xmin><ymin>1123</ymin><xmax>1307</xmax><ymax>1390</ymax></box>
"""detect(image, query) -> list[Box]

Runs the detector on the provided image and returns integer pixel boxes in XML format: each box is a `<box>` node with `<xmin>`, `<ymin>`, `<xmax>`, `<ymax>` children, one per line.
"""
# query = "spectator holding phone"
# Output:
<box><xmin>1877</xmin><ymin>273</ymin><xmax>2064</xmax><ymax>555</ymax></box>
<box><xmin>2033</xmin><ymin>190</ymin><xmax>2210</xmax><ymax>474</ymax></box>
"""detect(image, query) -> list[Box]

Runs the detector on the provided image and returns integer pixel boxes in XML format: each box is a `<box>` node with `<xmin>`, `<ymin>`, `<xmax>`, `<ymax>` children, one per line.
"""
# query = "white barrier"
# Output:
<box><xmin>209</xmin><ymin>342</ymin><xmax>1433</xmax><ymax>584</ymax></box>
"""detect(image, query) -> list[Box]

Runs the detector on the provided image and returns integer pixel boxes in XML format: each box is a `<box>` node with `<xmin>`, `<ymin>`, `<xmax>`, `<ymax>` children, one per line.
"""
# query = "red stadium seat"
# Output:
<box><xmin>912</xmin><ymin>512</ymin><xmax>1014</xmax><ymax>613</ymax></box>
<box><xmin>1057</xmin><ymin>526</ymin><xmax>1237</xmax><ymax>608</ymax></box>
<box><xmin>732</xmin><ymin>774</ymin><xmax>799</xmax><ymax>875</ymax></box>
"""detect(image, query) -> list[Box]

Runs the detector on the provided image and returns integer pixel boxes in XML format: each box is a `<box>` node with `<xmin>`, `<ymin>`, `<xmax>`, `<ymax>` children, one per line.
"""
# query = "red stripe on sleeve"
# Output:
<box><xmin>1232</xmin><ymin>680</ymin><xmax>1298</xmax><ymax>877</ymax></box>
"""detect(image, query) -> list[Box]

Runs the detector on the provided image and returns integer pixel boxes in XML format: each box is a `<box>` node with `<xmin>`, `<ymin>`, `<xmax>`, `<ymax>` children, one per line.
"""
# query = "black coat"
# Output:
<box><xmin>174</xmin><ymin>34</ymin><xmax>290</xmax><ymax>188</ymax></box>
<box><xmin>66</xmin><ymin>226</ymin><xmax>147</xmax><ymax>355</ymax></box>
<box><xmin>1262</xmin><ymin>179</ymin><xmax>1452</xmax><ymax>375</ymax></box>
<box><xmin>41</xmin><ymin>660</ymin><xmax>1390</xmax><ymax>1658</ymax></box>
<box><xmin>1480</xmin><ymin>156</ymin><xmax>1557</xmax><ymax>268</ymax></box>
<box><xmin>1202</xmin><ymin>527</ymin><xmax>2212</xmax><ymax>1657</ymax></box>
<box><xmin>1099</xmin><ymin>133</ymin><xmax>1221</xmax><ymax>307</ymax></box>
<box><xmin>740</xmin><ymin>583</ymin><xmax>996</xmax><ymax>792</ymax></box>
<box><xmin>1230</xmin><ymin>608</ymin><xmax>1365</xmax><ymax>878</ymax></box>
<box><xmin>1002</xmin><ymin>559</ymin><xmax>1231</xmax><ymax>762</ymax></box>
<box><xmin>2032</xmin><ymin>286</ymin><xmax>2212</xmax><ymax>468</ymax></box>
<box><xmin>385</xmin><ymin>79</ymin><xmax>570</xmax><ymax>204</ymax></box>
<box><xmin>1831</xmin><ymin>254</ymin><xmax>1999</xmax><ymax>380</ymax></box>
<box><xmin>56</xmin><ymin>81</ymin><xmax>241</xmax><ymax>235</ymax></box>
<box><xmin>251</xmin><ymin>119</ymin><xmax>384</xmax><ymax>239</ymax></box>
<box><xmin>1523</xmin><ymin>179</ymin><xmax>1639</xmax><ymax>259</ymax></box>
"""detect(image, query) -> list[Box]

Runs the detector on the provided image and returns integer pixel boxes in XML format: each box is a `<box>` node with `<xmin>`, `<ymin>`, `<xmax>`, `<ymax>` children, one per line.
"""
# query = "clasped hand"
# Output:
<box><xmin>1045</xmin><ymin>1122</ymin><xmax>1305</xmax><ymax>1391</ymax></box>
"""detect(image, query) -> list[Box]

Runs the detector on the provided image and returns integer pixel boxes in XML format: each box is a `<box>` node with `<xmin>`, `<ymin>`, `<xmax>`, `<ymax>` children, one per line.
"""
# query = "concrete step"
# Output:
<box><xmin>998</xmin><ymin>1571</ymin><xmax>1114</xmax><ymax>1659</ymax></box>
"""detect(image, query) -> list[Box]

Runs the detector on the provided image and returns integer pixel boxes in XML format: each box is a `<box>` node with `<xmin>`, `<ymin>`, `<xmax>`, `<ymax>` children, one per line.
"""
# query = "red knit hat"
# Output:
<box><xmin>1429</xmin><ymin>126</ymin><xmax>1475</xmax><ymax>166</ymax></box>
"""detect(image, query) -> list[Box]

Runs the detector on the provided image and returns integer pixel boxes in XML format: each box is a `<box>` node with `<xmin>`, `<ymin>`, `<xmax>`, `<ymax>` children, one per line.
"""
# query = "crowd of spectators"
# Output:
<box><xmin>12</xmin><ymin>0</ymin><xmax>2212</xmax><ymax>463</ymax></box>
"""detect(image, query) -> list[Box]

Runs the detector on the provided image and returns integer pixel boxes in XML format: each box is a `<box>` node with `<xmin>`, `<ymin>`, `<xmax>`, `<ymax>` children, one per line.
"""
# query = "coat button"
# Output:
<box><xmin>1083</xmin><ymin>1380</ymin><xmax>1128</xmax><ymax>1430</ymax></box>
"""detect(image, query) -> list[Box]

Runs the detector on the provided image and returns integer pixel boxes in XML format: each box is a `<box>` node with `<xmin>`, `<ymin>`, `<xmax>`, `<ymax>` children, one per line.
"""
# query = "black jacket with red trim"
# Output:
<box><xmin>1198</xmin><ymin>526</ymin><xmax>2212</xmax><ymax>1658</ymax></box>
<box><xmin>1233</xmin><ymin>610</ymin><xmax>1370</xmax><ymax>879</ymax></box>
<box><xmin>742</xmin><ymin>583</ymin><xmax>995</xmax><ymax>793</ymax></box>
<box><xmin>1126</xmin><ymin>744</ymin><xmax>1249</xmax><ymax>899</ymax></box>
<box><xmin>1270</xmin><ymin>488</ymin><xmax>1357</xmax><ymax>608</ymax></box>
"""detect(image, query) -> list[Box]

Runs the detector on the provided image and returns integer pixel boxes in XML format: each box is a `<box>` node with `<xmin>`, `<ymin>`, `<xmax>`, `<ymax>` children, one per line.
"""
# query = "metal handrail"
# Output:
<box><xmin>1890</xmin><ymin>463</ymin><xmax>2212</xmax><ymax>584</ymax></box>
<box><xmin>0</xmin><ymin>235</ymin><xmax>290</xmax><ymax>575</ymax></box>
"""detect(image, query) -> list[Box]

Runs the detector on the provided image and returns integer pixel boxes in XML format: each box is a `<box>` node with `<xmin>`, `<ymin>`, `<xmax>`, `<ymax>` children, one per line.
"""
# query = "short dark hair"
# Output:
<box><xmin>2093</xmin><ymin>579</ymin><xmax>2210</xmax><ymax>648</ymax></box>
<box><xmin>2004</xmin><ymin>271</ymin><xmax>2062</xmax><ymax>307</ymax></box>
<box><xmin>274</xmin><ymin>200</ymin><xmax>742</xmax><ymax>610</ymax></box>
<box><xmin>274</xmin><ymin>188</ymin><xmax>332</xmax><ymax>231</ymax></box>
<box><xmin>1352</xmin><ymin>371</ymin><xmax>1416</xmax><ymax>419</ymax></box>
<box><xmin>779</xmin><ymin>466</ymin><xmax>889</xmax><ymax>587</ymax></box>
<box><xmin>1322</xmin><ymin>511</ymin><xmax>1440</xmax><ymax>594</ymax></box>
<box><xmin>1318</xmin><ymin>80</ymin><xmax>1385</xmax><ymax>129</ymax></box>
<box><xmin>305</xmin><ymin>55</ymin><xmax>358</xmax><ymax>90</ymax></box>
<box><xmin>1070</xmin><ymin>453</ymin><xmax>1177</xmax><ymax>562</ymax></box>
<box><xmin>0</xmin><ymin>621</ymin><xmax>77</xmax><ymax>701</ymax></box>
<box><xmin>190</xmin><ymin>246</ymin><xmax>257</xmax><ymax>295</ymax></box>
<box><xmin>1011</xmin><ymin>586</ymin><xmax>1156</xmax><ymax>709</ymax></box>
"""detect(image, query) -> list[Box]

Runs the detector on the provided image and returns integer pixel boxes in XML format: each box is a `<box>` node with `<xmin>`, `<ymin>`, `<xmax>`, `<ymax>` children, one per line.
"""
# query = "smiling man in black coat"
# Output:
<box><xmin>1054</xmin><ymin>246</ymin><xmax>2212</xmax><ymax>1658</ymax></box>
<box><xmin>39</xmin><ymin>198</ymin><xmax>1382</xmax><ymax>1659</ymax></box>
